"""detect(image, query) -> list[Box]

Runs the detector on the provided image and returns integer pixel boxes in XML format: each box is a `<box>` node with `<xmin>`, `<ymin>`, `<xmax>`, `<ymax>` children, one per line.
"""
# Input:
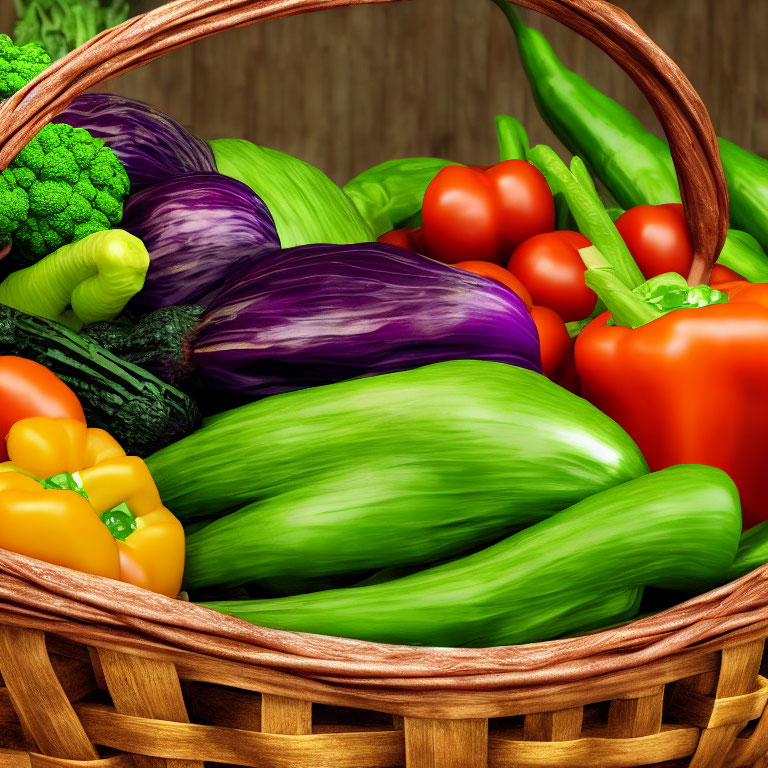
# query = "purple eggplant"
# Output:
<box><xmin>87</xmin><ymin>243</ymin><xmax>542</xmax><ymax>407</ymax></box>
<box><xmin>55</xmin><ymin>94</ymin><xmax>217</xmax><ymax>191</ymax></box>
<box><xmin>122</xmin><ymin>173</ymin><xmax>280</xmax><ymax>309</ymax></box>
<box><xmin>191</xmin><ymin>243</ymin><xmax>541</xmax><ymax>401</ymax></box>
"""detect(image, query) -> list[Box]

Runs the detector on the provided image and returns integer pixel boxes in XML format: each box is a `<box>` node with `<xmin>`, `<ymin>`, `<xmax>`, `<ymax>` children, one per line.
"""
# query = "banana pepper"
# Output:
<box><xmin>0</xmin><ymin>417</ymin><xmax>184</xmax><ymax>596</ymax></box>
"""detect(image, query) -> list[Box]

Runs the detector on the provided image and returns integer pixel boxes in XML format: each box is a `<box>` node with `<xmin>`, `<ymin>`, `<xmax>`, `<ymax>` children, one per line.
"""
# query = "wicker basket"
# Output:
<box><xmin>0</xmin><ymin>1</ymin><xmax>766</xmax><ymax>767</ymax></box>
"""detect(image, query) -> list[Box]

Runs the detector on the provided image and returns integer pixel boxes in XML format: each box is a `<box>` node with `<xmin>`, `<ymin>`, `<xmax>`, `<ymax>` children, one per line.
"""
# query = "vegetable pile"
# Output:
<box><xmin>12</xmin><ymin>1</ymin><xmax>132</xmax><ymax>61</ymax></box>
<box><xmin>1</xmin><ymin>4</ymin><xmax>767</xmax><ymax>649</ymax></box>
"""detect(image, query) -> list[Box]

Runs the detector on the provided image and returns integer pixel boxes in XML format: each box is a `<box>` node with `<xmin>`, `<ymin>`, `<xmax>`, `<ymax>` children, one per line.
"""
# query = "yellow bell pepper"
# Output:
<box><xmin>0</xmin><ymin>417</ymin><xmax>184</xmax><ymax>597</ymax></box>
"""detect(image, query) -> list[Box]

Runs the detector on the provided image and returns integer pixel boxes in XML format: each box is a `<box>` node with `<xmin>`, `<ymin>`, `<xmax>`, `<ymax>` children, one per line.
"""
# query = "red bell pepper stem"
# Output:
<box><xmin>579</xmin><ymin>246</ymin><xmax>661</xmax><ymax>328</ymax></box>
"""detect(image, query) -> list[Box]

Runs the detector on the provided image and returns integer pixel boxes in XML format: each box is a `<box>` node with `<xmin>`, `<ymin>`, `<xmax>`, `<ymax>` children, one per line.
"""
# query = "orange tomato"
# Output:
<box><xmin>453</xmin><ymin>261</ymin><xmax>533</xmax><ymax>308</ymax></box>
<box><xmin>0</xmin><ymin>357</ymin><xmax>85</xmax><ymax>462</ymax></box>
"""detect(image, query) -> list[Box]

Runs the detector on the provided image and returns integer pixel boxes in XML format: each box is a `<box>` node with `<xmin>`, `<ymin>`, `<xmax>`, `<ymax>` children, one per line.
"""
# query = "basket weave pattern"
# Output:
<box><xmin>0</xmin><ymin>638</ymin><xmax>766</xmax><ymax>768</ymax></box>
<box><xmin>0</xmin><ymin>0</ymin><xmax>766</xmax><ymax>766</ymax></box>
<box><xmin>0</xmin><ymin>552</ymin><xmax>766</xmax><ymax>767</ymax></box>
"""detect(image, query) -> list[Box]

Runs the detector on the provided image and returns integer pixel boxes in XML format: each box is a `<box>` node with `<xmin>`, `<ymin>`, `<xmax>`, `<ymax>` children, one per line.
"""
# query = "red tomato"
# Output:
<box><xmin>485</xmin><ymin>161</ymin><xmax>556</xmax><ymax>254</ymax></box>
<box><xmin>529</xmin><ymin>305</ymin><xmax>578</xmax><ymax>393</ymax></box>
<box><xmin>0</xmin><ymin>357</ymin><xmax>86</xmax><ymax>462</ymax></box>
<box><xmin>507</xmin><ymin>231</ymin><xmax>596</xmax><ymax>322</ymax></box>
<box><xmin>453</xmin><ymin>261</ymin><xmax>533</xmax><ymax>308</ymax></box>
<box><xmin>377</xmin><ymin>226</ymin><xmax>428</xmax><ymax>254</ymax></box>
<box><xmin>550</xmin><ymin>230</ymin><xmax>590</xmax><ymax>249</ymax></box>
<box><xmin>378</xmin><ymin>228</ymin><xmax>415</xmax><ymax>250</ymax></box>
<box><xmin>421</xmin><ymin>161</ymin><xmax>555</xmax><ymax>265</ymax></box>
<box><xmin>422</xmin><ymin>166</ymin><xmax>501</xmax><ymax>264</ymax></box>
<box><xmin>615</xmin><ymin>203</ymin><xmax>694</xmax><ymax>279</ymax></box>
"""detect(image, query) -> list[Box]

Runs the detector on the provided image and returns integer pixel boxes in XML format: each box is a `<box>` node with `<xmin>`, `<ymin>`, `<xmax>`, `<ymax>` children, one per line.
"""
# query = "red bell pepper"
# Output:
<box><xmin>577</xmin><ymin>297</ymin><xmax>768</xmax><ymax>529</ymax></box>
<box><xmin>531</xmin><ymin>143</ymin><xmax>768</xmax><ymax>529</ymax></box>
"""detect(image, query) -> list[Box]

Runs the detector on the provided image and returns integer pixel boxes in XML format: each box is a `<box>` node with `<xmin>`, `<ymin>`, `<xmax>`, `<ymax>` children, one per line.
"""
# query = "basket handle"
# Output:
<box><xmin>0</xmin><ymin>0</ymin><xmax>727</xmax><ymax>285</ymax></box>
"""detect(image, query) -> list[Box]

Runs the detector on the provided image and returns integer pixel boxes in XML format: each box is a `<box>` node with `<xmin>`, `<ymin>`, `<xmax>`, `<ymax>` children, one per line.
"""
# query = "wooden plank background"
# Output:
<box><xmin>1</xmin><ymin>0</ymin><xmax>766</xmax><ymax>184</ymax></box>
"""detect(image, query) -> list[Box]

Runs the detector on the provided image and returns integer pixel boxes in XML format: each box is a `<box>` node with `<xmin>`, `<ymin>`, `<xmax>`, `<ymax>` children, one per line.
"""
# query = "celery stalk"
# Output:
<box><xmin>529</xmin><ymin>144</ymin><xmax>645</xmax><ymax>289</ymax></box>
<box><xmin>580</xmin><ymin>246</ymin><xmax>661</xmax><ymax>328</ymax></box>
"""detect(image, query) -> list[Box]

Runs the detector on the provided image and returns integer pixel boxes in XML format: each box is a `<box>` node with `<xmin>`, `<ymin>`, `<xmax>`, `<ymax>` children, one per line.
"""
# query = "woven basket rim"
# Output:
<box><xmin>1</xmin><ymin>548</ymin><xmax>765</xmax><ymax>681</ymax></box>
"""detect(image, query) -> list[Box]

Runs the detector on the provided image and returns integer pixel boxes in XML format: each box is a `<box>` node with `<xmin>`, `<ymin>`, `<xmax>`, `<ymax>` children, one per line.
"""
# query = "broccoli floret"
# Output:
<box><xmin>0</xmin><ymin>34</ymin><xmax>51</xmax><ymax>100</ymax></box>
<box><xmin>0</xmin><ymin>123</ymin><xmax>130</xmax><ymax>263</ymax></box>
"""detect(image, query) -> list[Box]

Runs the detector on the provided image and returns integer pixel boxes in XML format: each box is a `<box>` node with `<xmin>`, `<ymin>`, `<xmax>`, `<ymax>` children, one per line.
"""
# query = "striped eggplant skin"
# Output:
<box><xmin>122</xmin><ymin>173</ymin><xmax>280</xmax><ymax>310</ymax></box>
<box><xmin>146</xmin><ymin>360</ymin><xmax>650</xmax><ymax>591</ymax></box>
<box><xmin>190</xmin><ymin>242</ymin><xmax>542</xmax><ymax>404</ymax></box>
<box><xmin>200</xmin><ymin>465</ymin><xmax>742</xmax><ymax>647</ymax></box>
<box><xmin>55</xmin><ymin>94</ymin><xmax>217</xmax><ymax>192</ymax></box>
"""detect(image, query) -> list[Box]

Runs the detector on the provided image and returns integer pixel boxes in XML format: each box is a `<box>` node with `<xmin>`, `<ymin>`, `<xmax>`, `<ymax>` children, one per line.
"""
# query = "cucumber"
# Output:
<box><xmin>0</xmin><ymin>304</ymin><xmax>200</xmax><ymax>456</ymax></box>
<box><xmin>83</xmin><ymin>305</ymin><xmax>203</xmax><ymax>391</ymax></box>
<box><xmin>201</xmin><ymin>465</ymin><xmax>742</xmax><ymax>647</ymax></box>
<box><xmin>147</xmin><ymin>360</ymin><xmax>649</xmax><ymax>591</ymax></box>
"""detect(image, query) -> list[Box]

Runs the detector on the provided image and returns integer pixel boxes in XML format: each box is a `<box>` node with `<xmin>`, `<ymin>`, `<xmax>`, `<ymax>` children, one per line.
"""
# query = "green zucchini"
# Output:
<box><xmin>729</xmin><ymin>522</ymin><xmax>768</xmax><ymax>581</ymax></box>
<box><xmin>147</xmin><ymin>360</ymin><xmax>649</xmax><ymax>591</ymax></box>
<box><xmin>0</xmin><ymin>304</ymin><xmax>201</xmax><ymax>456</ymax></box>
<box><xmin>201</xmin><ymin>465</ymin><xmax>742</xmax><ymax>647</ymax></box>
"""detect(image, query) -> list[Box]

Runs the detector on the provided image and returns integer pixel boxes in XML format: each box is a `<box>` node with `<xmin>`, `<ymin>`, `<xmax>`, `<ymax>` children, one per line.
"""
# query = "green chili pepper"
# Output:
<box><xmin>343</xmin><ymin>157</ymin><xmax>463</xmax><ymax>237</ymax></box>
<box><xmin>729</xmin><ymin>522</ymin><xmax>768</xmax><ymax>581</ymax></box>
<box><xmin>495</xmin><ymin>115</ymin><xmax>530</xmax><ymax>161</ymax></box>
<box><xmin>718</xmin><ymin>138</ymin><xmax>768</xmax><ymax>255</ymax></box>
<box><xmin>492</xmin><ymin>1</ymin><xmax>678</xmax><ymax>208</ymax></box>
<box><xmin>494</xmin><ymin>1</ymin><xmax>768</xmax><ymax>283</ymax></box>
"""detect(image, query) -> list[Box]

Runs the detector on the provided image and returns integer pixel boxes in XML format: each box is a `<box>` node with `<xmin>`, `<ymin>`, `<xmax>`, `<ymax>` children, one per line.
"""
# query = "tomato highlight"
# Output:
<box><xmin>508</xmin><ymin>230</ymin><xmax>596</xmax><ymax>322</ymax></box>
